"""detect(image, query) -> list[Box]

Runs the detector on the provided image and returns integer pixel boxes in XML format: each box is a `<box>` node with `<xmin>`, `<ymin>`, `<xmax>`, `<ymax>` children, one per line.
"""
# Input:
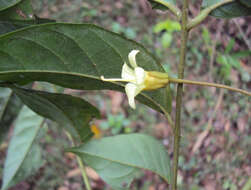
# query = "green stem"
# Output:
<box><xmin>171</xmin><ymin>0</ymin><xmax>189</xmax><ymax>189</ymax></box>
<box><xmin>65</xmin><ymin>132</ymin><xmax>92</xmax><ymax>190</ymax></box>
<box><xmin>169</xmin><ymin>78</ymin><xmax>251</xmax><ymax>96</ymax></box>
<box><xmin>187</xmin><ymin>0</ymin><xmax>234</xmax><ymax>30</ymax></box>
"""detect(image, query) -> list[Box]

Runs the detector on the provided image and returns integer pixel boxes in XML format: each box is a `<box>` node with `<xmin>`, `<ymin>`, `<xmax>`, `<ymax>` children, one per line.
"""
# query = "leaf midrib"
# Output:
<box><xmin>76</xmin><ymin>150</ymin><xmax>169</xmax><ymax>182</ymax></box>
<box><xmin>0</xmin><ymin>70</ymin><xmax>167</xmax><ymax>114</ymax></box>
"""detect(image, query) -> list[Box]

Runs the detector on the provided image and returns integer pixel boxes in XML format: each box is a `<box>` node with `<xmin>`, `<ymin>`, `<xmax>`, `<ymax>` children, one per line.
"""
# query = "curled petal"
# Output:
<box><xmin>121</xmin><ymin>63</ymin><xmax>136</xmax><ymax>82</ymax></box>
<box><xmin>125</xmin><ymin>83</ymin><xmax>143</xmax><ymax>109</ymax></box>
<box><xmin>134</xmin><ymin>67</ymin><xmax>145</xmax><ymax>85</ymax></box>
<box><xmin>128</xmin><ymin>50</ymin><xmax>139</xmax><ymax>68</ymax></box>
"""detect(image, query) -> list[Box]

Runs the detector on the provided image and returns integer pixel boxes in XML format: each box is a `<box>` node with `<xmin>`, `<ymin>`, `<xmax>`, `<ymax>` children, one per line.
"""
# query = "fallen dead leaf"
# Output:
<box><xmin>86</xmin><ymin>167</ymin><xmax>100</xmax><ymax>181</ymax></box>
<box><xmin>67</xmin><ymin>168</ymin><xmax>81</xmax><ymax>178</ymax></box>
<box><xmin>154</xmin><ymin>122</ymin><xmax>170</xmax><ymax>138</ymax></box>
<box><xmin>224</xmin><ymin>120</ymin><xmax>231</xmax><ymax>132</ymax></box>
<box><xmin>57</xmin><ymin>187</ymin><xmax>69</xmax><ymax>190</ymax></box>
<box><xmin>108</xmin><ymin>91</ymin><xmax>124</xmax><ymax>114</ymax></box>
<box><xmin>65</xmin><ymin>152</ymin><xmax>76</xmax><ymax>160</ymax></box>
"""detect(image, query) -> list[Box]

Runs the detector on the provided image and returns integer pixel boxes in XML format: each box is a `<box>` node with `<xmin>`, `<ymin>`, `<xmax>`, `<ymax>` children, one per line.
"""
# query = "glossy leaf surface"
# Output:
<box><xmin>0</xmin><ymin>23</ymin><xmax>171</xmax><ymax>114</ymax></box>
<box><xmin>68</xmin><ymin>134</ymin><xmax>171</xmax><ymax>190</ymax></box>
<box><xmin>11</xmin><ymin>86</ymin><xmax>100</xmax><ymax>141</ymax></box>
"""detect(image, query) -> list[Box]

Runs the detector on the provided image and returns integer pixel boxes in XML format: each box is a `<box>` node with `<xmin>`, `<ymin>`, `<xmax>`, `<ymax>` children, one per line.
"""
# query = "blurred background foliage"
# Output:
<box><xmin>0</xmin><ymin>0</ymin><xmax>250</xmax><ymax>190</ymax></box>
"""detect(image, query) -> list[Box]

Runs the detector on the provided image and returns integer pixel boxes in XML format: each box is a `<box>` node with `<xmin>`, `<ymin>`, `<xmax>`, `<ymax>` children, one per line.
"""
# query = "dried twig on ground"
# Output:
<box><xmin>191</xmin><ymin>89</ymin><xmax>224</xmax><ymax>154</ymax></box>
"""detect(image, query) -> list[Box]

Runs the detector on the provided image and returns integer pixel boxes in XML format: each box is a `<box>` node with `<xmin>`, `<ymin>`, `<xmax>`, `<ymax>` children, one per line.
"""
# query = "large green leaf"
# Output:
<box><xmin>10</xmin><ymin>86</ymin><xmax>100</xmax><ymax>141</ymax></box>
<box><xmin>202</xmin><ymin>0</ymin><xmax>251</xmax><ymax>18</ymax></box>
<box><xmin>0</xmin><ymin>17</ymin><xmax>56</xmax><ymax>35</ymax></box>
<box><xmin>68</xmin><ymin>133</ymin><xmax>171</xmax><ymax>190</ymax></box>
<box><xmin>0</xmin><ymin>0</ymin><xmax>21</xmax><ymax>12</ymax></box>
<box><xmin>0</xmin><ymin>23</ymin><xmax>171</xmax><ymax>114</ymax></box>
<box><xmin>1</xmin><ymin>106</ymin><xmax>43</xmax><ymax>190</ymax></box>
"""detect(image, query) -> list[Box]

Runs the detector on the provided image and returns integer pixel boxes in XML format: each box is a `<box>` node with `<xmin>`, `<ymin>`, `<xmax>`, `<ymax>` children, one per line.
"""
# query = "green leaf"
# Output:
<box><xmin>240</xmin><ymin>0</ymin><xmax>251</xmax><ymax>8</ymax></box>
<box><xmin>0</xmin><ymin>0</ymin><xmax>21</xmax><ymax>12</ymax></box>
<box><xmin>242</xmin><ymin>178</ymin><xmax>251</xmax><ymax>190</ymax></box>
<box><xmin>0</xmin><ymin>0</ymin><xmax>33</xmax><ymax>20</ymax></box>
<box><xmin>161</xmin><ymin>32</ymin><xmax>173</xmax><ymax>48</ymax></box>
<box><xmin>0</xmin><ymin>0</ymin><xmax>54</xmax><ymax>35</ymax></box>
<box><xmin>148</xmin><ymin>0</ymin><xmax>175</xmax><ymax>11</ymax></box>
<box><xmin>1</xmin><ymin>106</ymin><xmax>43</xmax><ymax>190</ymax></box>
<box><xmin>0</xmin><ymin>23</ymin><xmax>171</xmax><ymax>114</ymax></box>
<box><xmin>0</xmin><ymin>17</ymin><xmax>56</xmax><ymax>35</ymax></box>
<box><xmin>153</xmin><ymin>19</ymin><xmax>181</xmax><ymax>33</ymax></box>
<box><xmin>202</xmin><ymin>0</ymin><xmax>251</xmax><ymax>18</ymax></box>
<box><xmin>231</xmin><ymin>50</ymin><xmax>251</xmax><ymax>59</ymax></box>
<box><xmin>67</xmin><ymin>133</ymin><xmax>171</xmax><ymax>189</ymax></box>
<box><xmin>10</xmin><ymin>86</ymin><xmax>100</xmax><ymax>142</ymax></box>
<box><xmin>0</xmin><ymin>87</ymin><xmax>11</xmax><ymax>119</ymax></box>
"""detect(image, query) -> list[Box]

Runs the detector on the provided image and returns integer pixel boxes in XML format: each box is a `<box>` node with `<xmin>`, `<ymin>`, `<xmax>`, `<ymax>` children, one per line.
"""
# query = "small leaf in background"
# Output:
<box><xmin>217</xmin><ymin>54</ymin><xmax>232</xmax><ymax>80</ymax></box>
<box><xmin>0</xmin><ymin>23</ymin><xmax>172</xmax><ymax>114</ymax></box>
<box><xmin>202</xmin><ymin>27</ymin><xmax>211</xmax><ymax>46</ymax></box>
<box><xmin>202</xmin><ymin>0</ymin><xmax>251</xmax><ymax>18</ymax></box>
<box><xmin>1</xmin><ymin>106</ymin><xmax>44</xmax><ymax>190</ymax></box>
<box><xmin>161</xmin><ymin>32</ymin><xmax>172</xmax><ymax>48</ymax></box>
<box><xmin>67</xmin><ymin>133</ymin><xmax>171</xmax><ymax>190</ymax></box>
<box><xmin>148</xmin><ymin>0</ymin><xmax>176</xmax><ymax>11</ymax></box>
<box><xmin>0</xmin><ymin>89</ymin><xmax>22</xmax><ymax>143</ymax></box>
<box><xmin>225</xmin><ymin>38</ymin><xmax>235</xmax><ymax>54</ymax></box>
<box><xmin>153</xmin><ymin>19</ymin><xmax>180</xmax><ymax>33</ymax></box>
<box><xmin>11</xmin><ymin>86</ymin><xmax>100</xmax><ymax>142</ymax></box>
<box><xmin>0</xmin><ymin>88</ymin><xmax>12</xmax><ymax>119</ymax></box>
<box><xmin>242</xmin><ymin>178</ymin><xmax>251</xmax><ymax>190</ymax></box>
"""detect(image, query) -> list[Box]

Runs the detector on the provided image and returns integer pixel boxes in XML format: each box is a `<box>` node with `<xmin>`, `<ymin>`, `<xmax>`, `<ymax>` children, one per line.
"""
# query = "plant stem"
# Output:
<box><xmin>168</xmin><ymin>77</ymin><xmax>251</xmax><ymax>96</ymax></box>
<box><xmin>171</xmin><ymin>0</ymin><xmax>189</xmax><ymax>189</ymax></box>
<box><xmin>65</xmin><ymin>132</ymin><xmax>92</xmax><ymax>190</ymax></box>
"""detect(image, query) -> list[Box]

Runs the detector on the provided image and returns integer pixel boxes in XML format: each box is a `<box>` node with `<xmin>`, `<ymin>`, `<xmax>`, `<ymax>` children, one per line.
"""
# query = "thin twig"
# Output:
<box><xmin>168</xmin><ymin>77</ymin><xmax>251</xmax><ymax>96</ymax></box>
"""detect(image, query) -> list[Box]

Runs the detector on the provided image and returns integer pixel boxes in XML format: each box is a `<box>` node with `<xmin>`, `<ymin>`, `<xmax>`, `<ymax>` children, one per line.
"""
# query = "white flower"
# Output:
<box><xmin>101</xmin><ymin>50</ymin><xmax>169</xmax><ymax>109</ymax></box>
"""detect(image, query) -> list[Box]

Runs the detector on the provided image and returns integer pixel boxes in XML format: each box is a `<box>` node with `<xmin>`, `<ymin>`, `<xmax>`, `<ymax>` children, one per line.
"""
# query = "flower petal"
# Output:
<box><xmin>128</xmin><ymin>50</ymin><xmax>139</xmax><ymax>68</ymax></box>
<box><xmin>125</xmin><ymin>83</ymin><xmax>137</xmax><ymax>109</ymax></box>
<box><xmin>125</xmin><ymin>83</ymin><xmax>143</xmax><ymax>109</ymax></box>
<box><xmin>121</xmin><ymin>63</ymin><xmax>136</xmax><ymax>82</ymax></box>
<box><xmin>134</xmin><ymin>67</ymin><xmax>145</xmax><ymax>85</ymax></box>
